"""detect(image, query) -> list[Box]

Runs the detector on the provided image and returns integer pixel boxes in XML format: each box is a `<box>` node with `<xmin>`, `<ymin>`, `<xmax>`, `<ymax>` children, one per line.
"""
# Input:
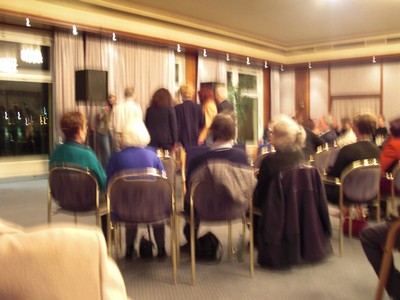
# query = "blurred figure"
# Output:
<box><xmin>198</xmin><ymin>87</ymin><xmax>218</xmax><ymax>145</ymax></box>
<box><xmin>324</xmin><ymin>112</ymin><xmax>380</xmax><ymax>204</ymax></box>
<box><xmin>175</xmin><ymin>84</ymin><xmax>205</xmax><ymax>150</ymax></box>
<box><xmin>336</xmin><ymin>116</ymin><xmax>356</xmax><ymax>148</ymax></box>
<box><xmin>181</xmin><ymin>113</ymin><xmax>249</xmax><ymax>248</ymax></box>
<box><xmin>374</xmin><ymin>114</ymin><xmax>389</xmax><ymax>147</ymax></box>
<box><xmin>144</xmin><ymin>88</ymin><xmax>178</xmax><ymax>152</ymax></box>
<box><xmin>302</xmin><ymin>117</ymin><xmax>325</xmax><ymax>158</ymax></box>
<box><xmin>107</xmin><ymin>120</ymin><xmax>167</xmax><ymax>260</ymax></box>
<box><xmin>215</xmin><ymin>85</ymin><xmax>234</xmax><ymax>114</ymax></box>
<box><xmin>49</xmin><ymin>111</ymin><xmax>107</xmax><ymax>236</ymax></box>
<box><xmin>318</xmin><ymin>115</ymin><xmax>338</xmax><ymax>147</ymax></box>
<box><xmin>97</xmin><ymin>95</ymin><xmax>114</xmax><ymax>168</ymax></box>
<box><xmin>110</xmin><ymin>87</ymin><xmax>142</xmax><ymax>152</ymax></box>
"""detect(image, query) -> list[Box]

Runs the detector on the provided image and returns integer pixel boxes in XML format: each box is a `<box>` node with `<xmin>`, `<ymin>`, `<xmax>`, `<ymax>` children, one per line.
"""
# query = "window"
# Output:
<box><xmin>227</xmin><ymin>64</ymin><xmax>263</xmax><ymax>145</ymax></box>
<box><xmin>0</xmin><ymin>29</ymin><xmax>52</xmax><ymax>158</ymax></box>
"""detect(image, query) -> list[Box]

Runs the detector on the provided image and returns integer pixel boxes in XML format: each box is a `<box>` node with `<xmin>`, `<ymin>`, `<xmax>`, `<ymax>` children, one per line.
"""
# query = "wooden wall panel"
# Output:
<box><xmin>295</xmin><ymin>69</ymin><xmax>310</xmax><ymax>123</ymax></box>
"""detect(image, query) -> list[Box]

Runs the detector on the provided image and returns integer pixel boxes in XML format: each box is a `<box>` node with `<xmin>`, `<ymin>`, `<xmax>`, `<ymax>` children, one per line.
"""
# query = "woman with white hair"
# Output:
<box><xmin>253</xmin><ymin>115</ymin><xmax>307</xmax><ymax>245</ymax></box>
<box><xmin>106</xmin><ymin>120</ymin><xmax>166</xmax><ymax>260</ymax></box>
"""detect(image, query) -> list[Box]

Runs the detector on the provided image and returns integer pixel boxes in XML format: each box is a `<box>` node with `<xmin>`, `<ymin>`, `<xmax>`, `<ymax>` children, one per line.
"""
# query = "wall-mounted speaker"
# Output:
<box><xmin>75</xmin><ymin>70</ymin><xmax>108</xmax><ymax>104</ymax></box>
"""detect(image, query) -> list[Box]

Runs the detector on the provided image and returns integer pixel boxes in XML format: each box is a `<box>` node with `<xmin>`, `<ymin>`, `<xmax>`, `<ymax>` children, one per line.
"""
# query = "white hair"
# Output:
<box><xmin>121</xmin><ymin>120</ymin><xmax>150</xmax><ymax>148</ymax></box>
<box><xmin>271</xmin><ymin>115</ymin><xmax>306</xmax><ymax>152</ymax></box>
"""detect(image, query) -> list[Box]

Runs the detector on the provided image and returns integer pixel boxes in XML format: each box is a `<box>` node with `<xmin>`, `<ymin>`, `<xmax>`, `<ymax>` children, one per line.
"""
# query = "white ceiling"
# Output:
<box><xmin>91</xmin><ymin>0</ymin><xmax>400</xmax><ymax>50</ymax></box>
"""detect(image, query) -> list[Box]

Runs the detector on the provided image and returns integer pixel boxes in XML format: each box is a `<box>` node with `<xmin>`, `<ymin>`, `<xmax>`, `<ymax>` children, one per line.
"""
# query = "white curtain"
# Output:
<box><xmin>331</xmin><ymin>97</ymin><xmax>380</xmax><ymax>123</ymax></box>
<box><xmin>53</xmin><ymin>32</ymin><xmax>174</xmax><ymax>144</ymax></box>
<box><xmin>197</xmin><ymin>55</ymin><xmax>226</xmax><ymax>100</ymax></box>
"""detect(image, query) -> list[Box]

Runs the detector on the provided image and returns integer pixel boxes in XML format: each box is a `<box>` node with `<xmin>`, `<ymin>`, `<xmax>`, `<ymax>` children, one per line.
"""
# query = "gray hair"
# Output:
<box><xmin>271</xmin><ymin>115</ymin><xmax>306</xmax><ymax>152</ymax></box>
<box><xmin>121</xmin><ymin>120</ymin><xmax>150</xmax><ymax>148</ymax></box>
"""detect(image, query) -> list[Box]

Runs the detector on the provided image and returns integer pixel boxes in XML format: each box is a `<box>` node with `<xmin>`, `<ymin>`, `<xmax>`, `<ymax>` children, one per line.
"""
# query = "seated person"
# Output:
<box><xmin>0</xmin><ymin>219</ymin><xmax>128</xmax><ymax>300</ymax></box>
<box><xmin>360</xmin><ymin>219</ymin><xmax>400</xmax><ymax>300</ymax></box>
<box><xmin>374</xmin><ymin>114</ymin><xmax>389</xmax><ymax>147</ymax></box>
<box><xmin>182</xmin><ymin>113</ymin><xmax>249</xmax><ymax>248</ymax></box>
<box><xmin>336</xmin><ymin>116</ymin><xmax>357</xmax><ymax>148</ymax></box>
<box><xmin>318</xmin><ymin>115</ymin><xmax>338</xmax><ymax>147</ymax></box>
<box><xmin>324</xmin><ymin>112</ymin><xmax>380</xmax><ymax>204</ymax></box>
<box><xmin>106</xmin><ymin>120</ymin><xmax>166</xmax><ymax>260</ymax></box>
<box><xmin>253</xmin><ymin>115</ymin><xmax>307</xmax><ymax>246</ymax></box>
<box><xmin>49</xmin><ymin>111</ymin><xmax>107</xmax><ymax>237</ymax></box>
<box><xmin>380</xmin><ymin>117</ymin><xmax>400</xmax><ymax>195</ymax></box>
<box><xmin>302</xmin><ymin>118</ymin><xmax>325</xmax><ymax>159</ymax></box>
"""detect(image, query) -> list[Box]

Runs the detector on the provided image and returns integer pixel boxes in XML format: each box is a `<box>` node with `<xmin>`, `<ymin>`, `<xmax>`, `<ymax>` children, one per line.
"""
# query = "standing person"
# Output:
<box><xmin>97</xmin><ymin>95</ymin><xmax>114</xmax><ymax>168</ymax></box>
<box><xmin>110</xmin><ymin>87</ymin><xmax>142</xmax><ymax>152</ymax></box>
<box><xmin>144</xmin><ymin>88</ymin><xmax>178</xmax><ymax>152</ymax></box>
<box><xmin>198</xmin><ymin>87</ymin><xmax>218</xmax><ymax>145</ymax></box>
<box><xmin>175</xmin><ymin>84</ymin><xmax>205</xmax><ymax>150</ymax></box>
<box><xmin>215</xmin><ymin>85</ymin><xmax>234</xmax><ymax>114</ymax></box>
<box><xmin>107</xmin><ymin>120</ymin><xmax>167</xmax><ymax>260</ymax></box>
<box><xmin>49</xmin><ymin>111</ymin><xmax>107</xmax><ymax>237</ymax></box>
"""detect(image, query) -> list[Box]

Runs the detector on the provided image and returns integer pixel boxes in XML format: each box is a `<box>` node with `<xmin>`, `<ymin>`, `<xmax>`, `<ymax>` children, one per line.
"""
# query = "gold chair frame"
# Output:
<box><xmin>106</xmin><ymin>168</ymin><xmax>177</xmax><ymax>284</ymax></box>
<box><xmin>337</xmin><ymin>158</ymin><xmax>381</xmax><ymax>256</ymax></box>
<box><xmin>386</xmin><ymin>162</ymin><xmax>400</xmax><ymax>215</ymax></box>
<box><xmin>47</xmin><ymin>164</ymin><xmax>103</xmax><ymax>227</ymax></box>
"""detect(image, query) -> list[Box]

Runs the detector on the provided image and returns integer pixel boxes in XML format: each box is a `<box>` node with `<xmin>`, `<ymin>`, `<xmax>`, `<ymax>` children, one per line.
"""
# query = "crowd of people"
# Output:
<box><xmin>49</xmin><ymin>83</ymin><xmax>400</xmax><ymax>298</ymax></box>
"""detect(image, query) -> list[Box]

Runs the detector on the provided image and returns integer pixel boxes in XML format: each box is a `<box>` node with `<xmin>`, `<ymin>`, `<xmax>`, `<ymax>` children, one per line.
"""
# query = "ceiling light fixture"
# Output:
<box><xmin>372</xmin><ymin>56</ymin><xmax>376</xmax><ymax>63</ymax></box>
<box><xmin>203</xmin><ymin>49</ymin><xmax>207</xmax><ymax>57</ymax></box>
<box><xmin>20</xmin><ymin>45</ymin><xmax>43</xmax><ymax>64</ymax></box>
<box><xmin>246</xmin><ymin>57</ymin><xmax>250</xmax><ymax>65</ymax></box>
<box><xmin>281</xmin><ymin>64</ymin><xmax>284</xmax><ymax>72</ymax></box>
<box><xmin>308</xmin><ymin>62</ymin><xmax>312</xmax><ymax>69</ymax></box>
<box><xmin>177</xmin><ymin>44</ymin><xmax>181</xmax><ymax>53</ymax></box>
<box><xmin>112</xmin><ymin>33</ymin><xmax>117</xmax><ymax>42</ymax></box>
<box><xmin>25</xmin><ymin>18</ymin><xmax>31</xmax><ymax>27</ymax></box>
<box><xmin>264</xmin><ymin>61</ymin><xmax>268</xmax><ymax>69</ymax></box>
<box><xmin>0</xmin><ymin>57</ymin><xmax>18</xmax><ymax>73</ymax></box>
<box><xmin>226</xmin><ymin>53</ymin><xmax>230</xmax><ymax>62</ymax></box>
<box><xmin>72</xmin><ymin>25</ymin><xmax>78</xmax><ymax>36</ymax></box>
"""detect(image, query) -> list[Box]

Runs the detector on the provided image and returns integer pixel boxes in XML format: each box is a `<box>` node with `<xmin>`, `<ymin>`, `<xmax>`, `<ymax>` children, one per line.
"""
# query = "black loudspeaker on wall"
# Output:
<box><xmin>75</xmin><ymin>70</ymin><xmax>108</xmax><ymax>104</ymax></box>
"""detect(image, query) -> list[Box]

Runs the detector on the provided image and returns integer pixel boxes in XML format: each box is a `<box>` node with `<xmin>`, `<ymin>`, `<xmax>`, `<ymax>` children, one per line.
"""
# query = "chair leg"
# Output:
<box><xmin>349</xmin><ymin>206</ymin><xmax>353</xmax><ymax>239</ymax></box>
<box><xmin>47</xmin><ymin>194</ymin><xmax>52</xmax><ymax>224</ymax></box>
<box><xmin>228</xmin><ymin>220</ymin><xmax>232</xmax><ymax>261</ymax></box>
<box><xmin>339</xmin><ymin>211</ymin><xmax>344</xmax><ymax>256</ymax></box>
<box><xmin>107</xmin><ymin>213</ymin><xmax>112</xmax><ymax>256</ymax></box>
<box><xmin>190</xmin><ymin>202</ymin><xmax>196</xmax><ymax>285</ymax></box>
<box><xmin>170</xmin><ymin>215</ymin><xmax>177</xmax><ymax>285</ymax></box>
<box><xmin>248</xmin><ymin>208</ymin><xmax>254</xmax><ymax>277</ymax></box>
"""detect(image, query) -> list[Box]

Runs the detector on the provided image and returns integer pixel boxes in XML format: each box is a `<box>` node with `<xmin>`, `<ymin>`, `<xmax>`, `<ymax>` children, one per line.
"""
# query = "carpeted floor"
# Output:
<box><xmin>0</xmin><ymin>176</ymin><xmax>392</xmax><ymax>300</ymax></box>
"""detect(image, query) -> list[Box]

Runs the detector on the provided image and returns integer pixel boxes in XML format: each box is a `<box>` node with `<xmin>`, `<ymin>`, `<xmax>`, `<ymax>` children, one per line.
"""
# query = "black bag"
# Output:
<box><xmin>196</xmin><ymin>231</ymin><xmax>222</xmax><ymax>262</ymax></box>
<box><xmin>139</xmin><ymin>225</ymin><xmax>153</xmax><ymax>259</ymax></box>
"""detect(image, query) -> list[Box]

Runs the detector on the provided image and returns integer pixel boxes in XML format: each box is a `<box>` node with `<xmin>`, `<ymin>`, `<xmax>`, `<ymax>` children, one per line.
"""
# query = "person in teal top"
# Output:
<box><xmin>49</xmin><ymin>111</ymin><xmax>106</xmax><ymax>191</ymax></box>
<box><xmin>49</xmin><ymin>111</ymin><xmax>107</xmax><ymax>235</ymax></box>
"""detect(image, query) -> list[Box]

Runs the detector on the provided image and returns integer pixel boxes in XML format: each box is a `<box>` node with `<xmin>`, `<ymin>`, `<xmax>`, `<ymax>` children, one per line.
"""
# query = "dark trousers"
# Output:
<box><xmin>360</xmin><ymin>222</ymin><xmax>400</xmax><ymax>299</ymax></box>
<box><xmin>126</xmin><ymin>224</ymin><xmax>165</xmax><ymax>249</ymax></box>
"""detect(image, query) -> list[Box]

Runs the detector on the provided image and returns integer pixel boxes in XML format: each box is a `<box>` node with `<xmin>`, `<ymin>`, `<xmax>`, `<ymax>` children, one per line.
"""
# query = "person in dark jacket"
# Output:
<box><xmin>144</xmin><ymin>88</ymin><xmax>178</xmax><ymax>152</ymax></box>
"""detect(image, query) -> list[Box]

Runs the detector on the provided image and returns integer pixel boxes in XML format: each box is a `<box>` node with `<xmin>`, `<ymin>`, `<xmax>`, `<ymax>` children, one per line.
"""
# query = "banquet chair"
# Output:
<box><xmin>48</xmin><ymin>164</ymin><xmax>106</xmax><ymax>227</ymax></box>
<box><xmin>257</xmin><ymin>164</ymin><xmax>332</xmax><ymax>269</ymax></box>
<box><xmin>106</xmin><ymin>168</ymin><xmax>177</xmax><ymax>284</ymax></box>
<box><xmin>337</xmin><ymin>159</ymin><xmax>381</xmax><ymax>256</ymax></box>
<box><xmin>375</xmin><ymin>219</ymin><xmax>400</xmax><ymax>300</ymax></box>
<box><xmin>186</xmin><ymin>160</ymin><xmax>256</xmax><ymax>284</ymax></box>
<box><xmin>312</xmin><ymin>146</ymin><xmax>340</xmax><ymax>175</ymax></box>
<box><xmin>387</xmin><ymin>162</ymin><xmax>400</xmax><ymax>215</ymax></box>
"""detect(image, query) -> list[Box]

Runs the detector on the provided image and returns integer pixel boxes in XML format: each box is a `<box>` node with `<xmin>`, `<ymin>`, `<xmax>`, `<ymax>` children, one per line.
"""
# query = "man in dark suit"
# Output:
<box><xmin>175</xmin><ymin>85</ymin><xmax>205</xmax><ymax>150</ymax></box>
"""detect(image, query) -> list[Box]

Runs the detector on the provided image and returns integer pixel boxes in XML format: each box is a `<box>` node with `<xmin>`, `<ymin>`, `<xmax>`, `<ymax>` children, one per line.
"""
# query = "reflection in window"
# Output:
<box><xmin>0</xmin><ymin>81</ymin><xmax>50</xmax><ymax>156</ymax></box>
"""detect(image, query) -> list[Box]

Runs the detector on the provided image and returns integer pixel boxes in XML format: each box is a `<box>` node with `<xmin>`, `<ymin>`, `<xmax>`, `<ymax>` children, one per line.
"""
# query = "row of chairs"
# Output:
<box><xmin>48</xmin><ymin>153</ymin><xmax>254</xmax><ymax>285</ymax></box>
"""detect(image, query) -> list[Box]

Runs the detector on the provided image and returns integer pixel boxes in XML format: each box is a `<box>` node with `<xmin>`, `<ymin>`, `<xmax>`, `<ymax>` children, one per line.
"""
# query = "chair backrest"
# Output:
<box><xmin>392</xmin><ymin>161</ymin><xmax>400</xmax><ymax>192</ymax></box>
<box><xmin>49</xmin><ymin>164</ymin><xmax>99</xmax><ymax>212</ymax></box>
<box><xmin>160</xmin><ymin>155</ymin><xmax>176</xmax><ymax>187</ymax></box>
<box><xmin>312</xmin><ymin>147</ymin><xmax>340</xmax><ymax>174</ymax></box>
<box><xmin>107</xmin><ymin>168</ymin><xmax>173</xmax><ymax>223</ymax></box>
<box><xmin>189</xmin><ymin>160</ymin><xmax>256</xmax><ymax>221</ymax></box>
<box><xmin>340</xmin><ymin>159</ymin><xmax>381</xmax><ymax>203</ymax></box>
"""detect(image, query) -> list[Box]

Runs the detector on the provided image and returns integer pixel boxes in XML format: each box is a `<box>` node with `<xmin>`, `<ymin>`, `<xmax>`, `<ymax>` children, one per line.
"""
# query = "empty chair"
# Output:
<box><xmin>257</xmin><ymin>164</ymin><xmax>332</xmax><ymax>269</ymax></box>
<box><xmin>338</xmin><ymin>159</ymin><xmax>381</xmax><ymax>256</ymax></box>
<box><xmin>106</xmin><ymin>168</ymin><xmax>177</xmax><ymax>283</ymax></box>
<box><xmin>186</xmin><ymin>160</ymin><xmax>256</xmax><ymax>284</ymax></box>
<box><xmin>48</xmin><ymin>164</ymin><xmax>106</xmax><ymax>227</ymax></box>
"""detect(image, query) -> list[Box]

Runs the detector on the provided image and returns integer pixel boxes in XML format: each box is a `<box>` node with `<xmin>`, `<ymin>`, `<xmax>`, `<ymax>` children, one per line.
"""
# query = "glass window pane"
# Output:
<box><xmin>0</xmin><ymin>81</ymin><xmax>50</xmax><ymax>156</ymax></box>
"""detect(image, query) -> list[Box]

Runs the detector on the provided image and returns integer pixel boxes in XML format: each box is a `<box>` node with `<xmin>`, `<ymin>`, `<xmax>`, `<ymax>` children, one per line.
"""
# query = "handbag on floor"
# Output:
<box><xmin>139</xmin><ymin>225</ymin><xmax>154</xmax><ymax>259</ymax></box>
<box><xmin>196</xmin><ymin>231</ymin><xmax>222</xmax><ymax>262</ymax></box>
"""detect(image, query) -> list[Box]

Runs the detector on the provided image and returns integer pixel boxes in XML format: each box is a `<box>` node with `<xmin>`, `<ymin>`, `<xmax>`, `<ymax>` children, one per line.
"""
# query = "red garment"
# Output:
<box><xmin>380</xmin><ymin>136</ymin><xmax>400</xmax><ymax>195</ymax></box>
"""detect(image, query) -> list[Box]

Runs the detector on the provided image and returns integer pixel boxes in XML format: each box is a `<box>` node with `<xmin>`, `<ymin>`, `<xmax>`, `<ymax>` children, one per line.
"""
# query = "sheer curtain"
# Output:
<box><xmin>197</xmin><ymin>55</ymin><xmax>226</xmax><ymax>100</ymax></box>
<box><xmin>53</xmin><ymin>32</ymin><xmax>174</xmax><ymax>145</ymax></box>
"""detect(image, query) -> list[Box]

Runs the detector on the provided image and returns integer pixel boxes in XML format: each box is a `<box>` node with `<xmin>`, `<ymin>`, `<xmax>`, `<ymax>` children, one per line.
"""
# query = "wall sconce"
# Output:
<box><xmin>72</xmin><ymin>25</ymin><xmax>78</xmax><ymax>36</ymax></box>
<box><xmin>246</xmin><ymin>57</ymin><xmax>250</xmax><ymax>65</ymax></box>
<box><xmin>112</xmin><ymin>33</ymin><xmax>117</xmax><ymax>42</ymax></box>
<box><xmin>226</xmin><ymin>53</ymin><xmax>230</xmax><ymax>61</ymax></box>
<box><xmin>26</xmin><ymin>18</ymin><xmax>31</xmax><ymax>27</ymax></box>
<box><xmin>264</xmin><ymin>61</ymin><xmax>268</xmax><ymax>69</ymax></box>
<box><xmin>203</xmin><ymin>49</ymin><xmax>207</xmax><ymax>57</ymax></box>
<box><xmin>308</xmin><ymin>62</ymin><xmax>312</xmax><ymax>69</ymax></box>
<box><xmin>280</xmin><ymin>64</ymin><xmax>284</xmax><ymax>72</ymax></box>
<box><xmin>177</xmin><ymin>44</ymin><xmax>181</xmax><ymax>53</ymax></box>
<box><xmin>372</xmin><ymin>56</ymin><xmax>376</xmax><ymax>63</ymax></box>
